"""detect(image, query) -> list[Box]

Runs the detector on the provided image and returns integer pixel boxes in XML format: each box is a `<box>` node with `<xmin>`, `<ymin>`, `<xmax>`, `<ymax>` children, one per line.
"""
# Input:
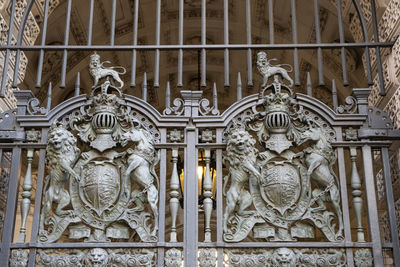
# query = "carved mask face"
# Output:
<box><xmin>273</xmin><ymin>248</ymin><xmax>295</xmax><ymax>266</ymax></box>
<box><xmin>89</xmin><ymin>248</ymin><xmax>108</xmax><ymax>267</ymax></box>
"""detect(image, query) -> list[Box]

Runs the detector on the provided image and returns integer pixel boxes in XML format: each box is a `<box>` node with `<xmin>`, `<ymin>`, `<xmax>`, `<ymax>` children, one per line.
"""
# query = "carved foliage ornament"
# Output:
<box><xmin>199</xmin><ymin>249</ymin><xmax>217</xmax><ymax>267</ymax></box>
<box><xmin>354</xmin><ymin>249</ymin><xmax>373</xmax><ymax>267</ymax></box>
<box><xmin>225</xmin><ymin>248</ymin><xmax>346</xmax><ymax>267</ymax></box>
<box><xmin>37</xmin><ymin>248</ymin><xmax>156</xmax><ymax>266</ymax></box>
<box><xmin>39</xmin><ymin>54</ymin><xmax>159</xmax><ymax>243</ymax></box>
<box><xmin>164</xmin><ymin>248</ymin><xmax>183</xmax><ymax>267</ymax></box>
<box><xmin>9</xmin><ymin>249</ymin><xmax>28</xmax><ymax>267</ymax></box>
<box><xmin>223</xmin><ymin>54</ymin><xmax>343</xmax><ymax>242</ymax></box>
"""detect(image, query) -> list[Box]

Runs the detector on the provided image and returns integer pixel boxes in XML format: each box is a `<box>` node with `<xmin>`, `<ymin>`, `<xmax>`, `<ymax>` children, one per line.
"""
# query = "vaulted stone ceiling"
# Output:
<box><xmin>19</xmin><ymin>0</ymin><xmax>373</xmax><ymax>112</ymax></box>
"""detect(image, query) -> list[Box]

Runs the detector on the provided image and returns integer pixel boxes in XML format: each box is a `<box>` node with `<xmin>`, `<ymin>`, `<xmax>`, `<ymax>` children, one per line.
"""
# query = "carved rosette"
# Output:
<box><xmin>199</xmin><ymin>249</ymin><xmax>217</xmax><ymax>267</ymax></box>
<box><xmin>223</xmin><ymin>57</ymin><xmax>344</xmax><ymax>242</ymax></box>
<box><xmin>354</xmin><ymin>249</ymin><xmax>373</xmax><ymax>267</ymax></box>
<box><xmin>39</xmin><ymin>56</ymin><xmax>159</xmax><ymax>243</ymax></box>
<box><xmin>164</xmin><ymin>248</ymin><xmax>183</xmax><ymax>267</ymax></box>
<box><xmin>9</xmin><ymin>249</ymin><xmax>29</xmax><ymax>267</ymax></box>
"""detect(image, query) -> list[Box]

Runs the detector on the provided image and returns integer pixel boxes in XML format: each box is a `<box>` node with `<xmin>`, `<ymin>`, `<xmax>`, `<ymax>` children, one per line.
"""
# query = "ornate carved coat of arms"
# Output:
<box><xmin>39</xmin><ymin>54</ymin><xmax>159</xmax><ymax>243</ymax></box>
<box><xmin>223</xmin><ymin>52</ymin><xmax>344</xmax><ymax>242</ymax></box>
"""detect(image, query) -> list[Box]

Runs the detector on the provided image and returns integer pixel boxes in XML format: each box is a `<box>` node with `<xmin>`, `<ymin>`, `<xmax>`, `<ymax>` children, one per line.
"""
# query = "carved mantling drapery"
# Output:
<box><xmin>223</xmin><ymin>53</ymin><xmax>344</xmax><ymax>242</ymax></box>
<box><xmin>38</xmin><ymin>53</ymin><xmax>159</xmax><ymax>243</ymax></box>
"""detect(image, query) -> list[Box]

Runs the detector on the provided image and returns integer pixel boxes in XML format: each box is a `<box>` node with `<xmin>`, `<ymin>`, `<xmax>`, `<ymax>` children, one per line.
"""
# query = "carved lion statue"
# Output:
<box><xmin>89</xmin><ymin>52</ymin><xmax>126</xmax><ymax>88</ymax></box>
<box><xmin>223</xmin><ymin>125</ymin><xmax>261</xmax><ymax>233</ymax></box>
<box><xmin>257</xmin><ymin>51</ymin><xmax>294</xmax><ymax>88</ymax></box>
<box><xmin>39</xmin><ymin>122</ymin><xmax>80</xmax><ymax>233</ymax></box>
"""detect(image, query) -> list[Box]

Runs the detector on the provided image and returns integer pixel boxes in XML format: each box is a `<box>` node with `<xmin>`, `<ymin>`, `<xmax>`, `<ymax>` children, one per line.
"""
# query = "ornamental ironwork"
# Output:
<box><xmin>223</xmin><ymin>59</ymin><xmax>343</xmax><ymax>242</ymax></box>
<box><xmin>38</xmin><ymin>54</ymin><xmax>159</xmax><ymax>243</ymax></box>
<box><xmin>0</xmin><ymin>49</ymin><xmax>398</xmax><ymax>266</ymax></box>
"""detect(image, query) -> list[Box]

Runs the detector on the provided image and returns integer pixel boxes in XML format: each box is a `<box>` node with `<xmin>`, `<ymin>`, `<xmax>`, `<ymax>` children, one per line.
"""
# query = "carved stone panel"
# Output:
<box><xmin>223</xmin><ymin>55</ymin><xmax>343</xmax><ymax>242</ymax></box>
<box><xmin>37</xmin><ymin>248</ymin><xmax>156</xmax><ymax>266</ymax></box>
<box><xmin>224</xmin><ymin>248</ymin><xmax>346</xmax><ymax>266</ymax></box>
<box><xmin>39</xmin><ymin>54</ymin><xmax>160</xmax><ymax>243</ymax></box>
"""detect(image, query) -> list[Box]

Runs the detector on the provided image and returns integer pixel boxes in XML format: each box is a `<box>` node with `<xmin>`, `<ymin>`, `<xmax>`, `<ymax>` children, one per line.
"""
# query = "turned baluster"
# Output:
<box><xmin>169</xmin><ymin>148</ymin><xmax>180</xmax><ymax>242</ymax></box>
<box><xmin>17</xmin><ymin>149</ymin><xmax>34</xmax><ymax>243</ymax></box>
<box><xmin>350</xmin><ymin>147</ymin><xmax>365</xmax><ymax>242</ymax></box>
<box><xmin>203</xmin><ymin>149</ymin><xmax>213</xmax><ymax>242</ymax></box>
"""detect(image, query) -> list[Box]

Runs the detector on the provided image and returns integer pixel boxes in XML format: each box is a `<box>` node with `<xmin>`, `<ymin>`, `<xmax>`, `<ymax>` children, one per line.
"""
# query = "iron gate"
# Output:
<box><xmin>0</xmin><ymin>54</ymin><xmax>398</xmax><ymax>266</ymax></box>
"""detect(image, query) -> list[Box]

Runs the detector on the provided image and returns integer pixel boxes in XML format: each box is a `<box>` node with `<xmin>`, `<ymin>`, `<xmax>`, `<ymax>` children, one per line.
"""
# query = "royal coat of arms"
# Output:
<box><xmin>39</xmin><ymin>53</ymin><xmax>159</xmax><ymax>243</ymax></box>
<box><xmin>223</xmin><ymin>52</ymin><xmax>344</xmax><ymax>242</ymax></box>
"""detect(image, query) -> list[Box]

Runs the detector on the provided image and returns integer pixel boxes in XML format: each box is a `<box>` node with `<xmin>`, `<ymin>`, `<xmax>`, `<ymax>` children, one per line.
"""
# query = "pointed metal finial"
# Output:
<box><xmin>142</xmin><ymin>72</ymin><xmax>147</xmax><ymax>102</ymax></box>
<box><xmin>237</xmin><ymin>72</ymin><xmax>242</xmax><ymax>101</ymax></box>
<box><xmin>75</xmin><ymin>72</ymin><xmax>80</xmax><ymax>96</ymax></box>
<box><xmin>332</xmin><ymin>79</ymin><xmax>338</xmax><ymax>110</ymax></box>
<box><xmin>46</xmin><ymin>82</ymin><xmax>52</xmax><ymax>112</ymax></box>
<box><xmin>306</xmin><ymin>72</ymin><xmax>312</xmax><ymax>96</ymax></box>
<box><xmin>166</xmin><ymin>81</ymin><xmax>171</xmax><ymax>109</ymax></box>
<box><xmin>213</xmin><ymin>82</ymin><xmax>218</xmax><ymax>111</ymax></box>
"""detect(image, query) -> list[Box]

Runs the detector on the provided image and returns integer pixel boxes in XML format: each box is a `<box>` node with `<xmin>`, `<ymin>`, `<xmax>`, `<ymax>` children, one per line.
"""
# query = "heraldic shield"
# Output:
<box><xmin>259</xmin><ymin>162</ymin><xmax>301</xmax><ymax>216</ymax></box>
<box><xmin>38</xmin><ymin>53</ymin><xmax>159</xmax><ymax>243</ymax></box>
<box><xmin>223</xmin><ymin>52</ymin><xmax>344</xmax><ymax>243</ymax></box>
<box><xmin>79</xmin><ymin>162</ymin><xmax>121</xmax><ymax>217</ymax></box>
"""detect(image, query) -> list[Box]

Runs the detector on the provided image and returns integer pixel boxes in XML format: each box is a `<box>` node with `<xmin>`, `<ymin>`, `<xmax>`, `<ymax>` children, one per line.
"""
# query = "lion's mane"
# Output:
<box><xmin>225</xmin><ymin>129</ymin><xmax>258</xmax><ymax>168</ymax></box>
<box><xmin>45</xmin><ymin>125</ymin><xmax>78</xmax><ymax>171</ymax></box>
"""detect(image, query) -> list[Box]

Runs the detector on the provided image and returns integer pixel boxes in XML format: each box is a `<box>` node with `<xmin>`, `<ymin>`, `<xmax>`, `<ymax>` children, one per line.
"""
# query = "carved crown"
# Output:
<box><xmin>90</xmin><ymin>52</ymin><xmax>100</xmax><ymax>63</ymax></box>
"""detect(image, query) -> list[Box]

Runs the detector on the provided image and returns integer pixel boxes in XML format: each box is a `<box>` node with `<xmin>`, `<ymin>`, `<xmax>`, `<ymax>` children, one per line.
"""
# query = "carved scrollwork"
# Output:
<box><xmin>336</xmin><ymin>95</ymin><xmax>357</xmax><ymax>114</ymax></box>
<box><xmin>199</xmin><ymin>98</ymin><xmax>220</xmax><ymax>116</ymax></box>
<box><xmin>223</xmin><ymin>54</ymin><xmax>343</xmax><ymax>243</ymax></box>
<box><xmin>163</xmin><ymin>98</ymin><xmax>184</xmax><ymax>116</ymax></box>
<box><xmin>27</xmin><ymin>97</ymin><xmax>48</xmax><ymax>115</ymax></box>
<box><xmin>37</xmin><ymin>248</ymin><xmax>156</xmax><ymax>266</ymax></box>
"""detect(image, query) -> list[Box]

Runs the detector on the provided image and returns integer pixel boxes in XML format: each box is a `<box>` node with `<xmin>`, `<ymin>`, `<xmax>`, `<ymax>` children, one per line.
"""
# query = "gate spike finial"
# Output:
<box><xmin>306</xmin><ymin>72</ymin><xmax>312</xmax><ymax>96</ymax></box>
<box><xmin>332</xmin><ymin>79</ymin><xmax>338</xmax><ymax>110</ymax></box>
<box><xmin>46</xmin><ymin>82</ymin><xmax>52</xmax><ymax>112</ymax></box>
<box><xmin>75</xmin><ymin>72</ymin><xmax>80</xmax><ymax>96</ymax></box>
<box><xmin>142</xmin><ymin>72</ymin><xmax>147</xmax><ymax>102</ymax></box>
<box><xmin>213</xmin><ymin>82</ymin><xmax>218</xmax><ymax>110</ymax></box>
<box><xmin>237</xmin><ymin>72</ymin><xmax>242</xmax><ymax>101</ymax></box>
<box><xmin>166</xmin><ymin>81</ymin><xmax>171</xmax><ymax>109</ymax></box>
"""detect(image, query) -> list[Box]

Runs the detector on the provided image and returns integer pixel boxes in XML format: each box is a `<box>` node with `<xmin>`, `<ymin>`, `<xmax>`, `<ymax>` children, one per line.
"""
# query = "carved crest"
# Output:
<box><xmin>223</xmin><ymin>54</ymin><xmax>344</xmax><ymax>242</ymax></box>
<box><xmin>39</xmin><ymin>54</ymin><xmax>159</xmax><ymax>243</ymax></box>
<box><xmin>89</xmin><ymin>52</ymin><xmax>126</xmax><ymax>89</ymax></box>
